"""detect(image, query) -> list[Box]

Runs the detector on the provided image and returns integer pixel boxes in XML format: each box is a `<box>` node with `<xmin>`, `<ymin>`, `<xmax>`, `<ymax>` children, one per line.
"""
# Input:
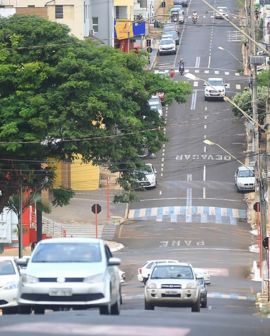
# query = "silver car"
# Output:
<box><xmin>17</xmin><ymin>237</ymin><xmax>122</xmax><ymax>315</ymax></box>
<box><xmin>144</xmin><ymin>263</ymin><xmax>201</xmax><ymax>312</ymax></box>
<box><xmin>234</xmin><ymin>166</ymin><xmax>255</xmax><ymax>192</ymax></box>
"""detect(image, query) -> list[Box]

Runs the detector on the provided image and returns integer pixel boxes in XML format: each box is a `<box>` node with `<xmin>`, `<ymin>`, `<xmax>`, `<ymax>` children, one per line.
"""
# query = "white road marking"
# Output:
<box><xmin>190</xmin><ymin>90</ymin><xmax>197</xmax><ymax>110</ymax></box>
<box><xmin>214</xmin><ymin>70</ymin><xmax>220</xmax><ymax>74</ymax></box>
<box><xmin>225</xmin><ymin>71</ymin><xmax>230</xmax><ymax>75</ymax></box>
<box><xmin>204</xmin><ymin>70</ymin><xmax>209</xmax><ymax>74</ymax></box>
<box><xmin>204</xmin><ymin>106</ymin><xmax>207</xmax><ymax>111</ymax></box>
<box><xmin>194</xmin><ymin>69</ymin><xmax>200</xmax><ymax>73</ymax></box>
<box><xmin>203</xmin><ymin>187</ymin><xmax>206</xmax><ymax>199</ymax></box>
<box><xmin>236</xmin><ymin>84</ymin><xmax>241</xmax><ymax>89</ymax></box>
<box><xmin>159</xmin><ymin>190</ymin><xmax>162</xmax><ymax>195</ymax></box>
<box><xmin>235</xmin><ymin>72</ymin><xmax>240</xmax><ymax>76</ymax></box>
<box><xmin>195</xmin><ymin>56</ymin><xmax>200</xmax><ymax>68</ymax></box>
<box><xmin>207</xmin><ymin>55</ymin><xmax>211</xmax><ymax>68</ymax></box>
<box><xmin>203</xmin><ymin>165</ymin><xmax>206</xmax><ymax>181</ymax></box>
<box><xmin>194</xmin><ymin>81</ymin><xmax>198</xmax><ymax>87</ymax></box>
<box><xmin>204</xmin><ymin>124</ymin><xmax>207</xmax><ymax>129</ymax></box>
<box><xmin>204</xmin><ymin>115</ymin><xmax>207</xmax><ymax>119</ymax></box>
<box><xmin>204</xmin><ymin>146</ymin><xmax>206</xmax><ymax>153</ymax></box>
<box><xmin>187</xmin><ymin>174</ymin><xmax>192</xmax><ymax>182</ymax></box>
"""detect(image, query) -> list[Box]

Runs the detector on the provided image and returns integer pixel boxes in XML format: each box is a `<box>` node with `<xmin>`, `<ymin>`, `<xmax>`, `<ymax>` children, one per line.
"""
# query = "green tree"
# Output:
<box><xmin>0</xmin><ymin>15</ymin><xmax>191</xmax><ymax>210</ymax></box>
<box><xmin>232</xmin><ymin>86</ymin><xmax>268</xmax><ymax>124</ymax></box>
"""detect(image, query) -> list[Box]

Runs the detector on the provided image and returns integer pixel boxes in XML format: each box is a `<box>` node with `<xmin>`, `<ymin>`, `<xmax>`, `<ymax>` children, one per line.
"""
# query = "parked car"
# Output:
<box><xmin>144</xmin><ymin>263</ymin><xmax>201</xmax><ymax>312</ymax></box>
<box><xmin>197</xmin><ymin>275</ymin><xmax>207</xmax><ymax>308</ymax></box>
<box><xmin>234</xmin><ymin>166</ymin><xmax>255</xmax><ymax>192</ymax></box>
<box><xmin>133</xmin><ymin>163</ymin><xmax>157</xmax><ymax>189</ymax></box>
<box><xmin>137</xmin><ymin>259</ymin><xmax>179</xmax><ymax>284</ymax></box>
<box><xmin>162</xmin><ymin>31</ymin><xmax>179</xmax><ymax>45</ymax></box>
<box><xmin>0</xmin><ymin>257</ymin><xmax>20</xmax><ymax>315</ymax></box>
<box><xmin>163</xmin><ymin>23</ymin><xmax>180</xmax><ymax>35</ymax></box>
<box><xmin>204</xmin><ymin>77</ymin><xmax>228</xmax><ymax>100</ymax></box>
<box><xmin>17</xmin><ymin>237</ymin><xmax>122</xmax><ymax>315</ymax></box>
<box><xmin>215</xmin><ymin>6</ymin><xmax>229</xmax><ymax>19</ymax></box>
<box><xmin>158</xmin><ymin>38</ymin><xmax>176</xmax><ymax>55</ymax></box>
<box><xmin>148</xmin><ymin>95</ymin><xmax>163</xmax><ymax>117</ymax></box>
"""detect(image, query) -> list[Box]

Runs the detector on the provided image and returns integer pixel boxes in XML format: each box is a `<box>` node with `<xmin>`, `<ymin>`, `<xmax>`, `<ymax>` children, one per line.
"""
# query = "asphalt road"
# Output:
<box><xmin>1</xmin><ymin>1</ymin><xmax>269</xmax><ymax>335</ymax></box>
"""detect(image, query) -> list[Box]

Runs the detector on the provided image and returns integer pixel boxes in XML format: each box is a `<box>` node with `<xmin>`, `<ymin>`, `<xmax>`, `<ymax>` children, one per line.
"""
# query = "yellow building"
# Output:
<box><xmin>53</xmin><ymin>157</ymin><xmax>100</xmax><ymax>191</ymax></box>
<box><xmin>0</xmin><ymin>0</ymin><xmax>90</xmax><ymax>40</ymax></box>
<box><xmin>114</xmin><ymin>0</ymin><xmax>134</xmax><ymax>20</ymax></box>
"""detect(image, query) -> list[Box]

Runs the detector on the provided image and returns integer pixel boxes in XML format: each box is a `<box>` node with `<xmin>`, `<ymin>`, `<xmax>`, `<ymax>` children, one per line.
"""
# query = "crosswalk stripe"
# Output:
<box><xmin>128</xmin><ymin>206</ymin><xmax>247</xmax><ymax>225</ymax></box>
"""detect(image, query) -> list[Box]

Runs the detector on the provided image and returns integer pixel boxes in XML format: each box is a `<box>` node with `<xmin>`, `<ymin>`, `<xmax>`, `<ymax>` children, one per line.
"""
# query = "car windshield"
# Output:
<box><xmin>160</xmin><ymin>39</ymin><xmax>174</xmax><ymax>45</ymax></box>
<box><xmin>31</xmin><ymin>242</ymin><xmax>102</xmax><ymax>263</ymax></box>
<box><xmin>135</xmin><ymin>165</ymin><xmax>153</xmax><ymax>175</ymax></box>
<box><xmin>238</xmin><ymin>169</ymin><xmax>254</xmax><ymax>177</ymax></box>
<box><xmin>0</xmin><ymin>260</ymin><xmax>16</xmax><ymax>275</ymax></box>
<box><xmin>149</xmin><ymin>97</ymin><xmax>160</xmax><ymax>104</ymax></box>
<box><xmin>208</xmin><ymin>79</ymin><xmax>224</xmax><ymax>86</ymax></box>
<box><xmin>151</xmin><ymin>265</ymin><xmax>194</xmax><ymax>279</ymax></box>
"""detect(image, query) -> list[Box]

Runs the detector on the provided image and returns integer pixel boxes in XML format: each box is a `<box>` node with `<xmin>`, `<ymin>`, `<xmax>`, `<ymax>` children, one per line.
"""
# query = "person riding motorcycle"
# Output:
<box><xmin>192</xmin><ymin>11</ymin><xmax>198</xmax><ymax>23</ymax></box>
<box><xmin>179</xmin><ymin>59</ymin><xmax>185</xmax><ymax>75</ymax></box>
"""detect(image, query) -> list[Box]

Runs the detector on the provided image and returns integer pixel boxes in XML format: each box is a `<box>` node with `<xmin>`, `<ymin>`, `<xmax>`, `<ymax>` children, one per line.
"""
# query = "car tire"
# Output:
<box><xmin>191</xmin><ymin>298</ymin><xmax>201</xmax><ymax>312</ymax></box>
<box><xmin>111</xmin><ymin>296</ymin><xmax>120</xmax><ymax>315</ymax></box>
<box><xmin>201</xmin><ymin>298</ymin><xmax>207</xmax><ymax>308</ymax></box>
<box><xmin>144</xmin><ymin>300</ymin><xmax>154</xmax><ymax>310</ymax></box>
<box><xmin>18</xmin><ymin>305</ymin><xmax>32</xmax><ymax>314</ymax></box>
<box><xmin>33</xmin><ymin>306</ymin><xmax>45</xmax><ymax>314</ymax></box>
<box><xmin>1</xmin><ymin>306</ymin><xmax>18</xmax><ymax>315</ymax></box>
<box><xmin>99</xmin><ymin>304</ymin><xmax>111</xmax><ymax>315</ymax></box>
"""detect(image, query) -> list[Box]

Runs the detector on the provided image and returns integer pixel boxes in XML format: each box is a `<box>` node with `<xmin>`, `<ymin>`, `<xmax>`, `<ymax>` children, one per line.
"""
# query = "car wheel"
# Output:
<box><xmin>1</xmin><ymin>307</ymin><xmax>18</xmax><ymax>315</ymax></box>
<box><xmin>18</xmin><ymin>305</ymin><xmax>32</xmax><ymax>314</ymax></box>
<box><xmin>191</xmin><ymin>298</ymin><xmax>201</xmax><ymax>312</ymax></box>
<box><xmin>201</xmin><ymin>298</ymin><xmax>207</xmax><ymax>308</ymax></box>
<box><xmin>99</xmin><ymin>304</ymin><xmax>111</xmax><ymax>315</ymax></box>
<box><xmin>111</xmin><ymin>296</ymin><xmax>120</xmax><ymax>315</ymax></box>
<box><xmin>144</xmin><ymin>300</ymin><xmax>154</xmax><ymax>310</ymax></box>
<box><xmin>33</xmin><ymin>306</ymin><xmax>45</xmax><ymax>314</ymax></box>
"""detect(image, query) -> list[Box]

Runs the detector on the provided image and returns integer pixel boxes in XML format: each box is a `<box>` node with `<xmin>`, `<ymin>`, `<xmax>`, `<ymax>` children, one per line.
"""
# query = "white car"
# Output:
<box><xmin>148</xmin><ymin>95</ymin><xmax>163</xmax><ymax>117</ymax></box>
<box><xmin>138</xmin><ymin>259</ymin><xmax>179</xmax><ymax>284</ymax></box>
<box><xmin>144</xmin><ymin>263</ymin><xmax>201</xmax><ymax>312</ymax></box>
<box><xmin>234</xmin><ymin>166</ymin><xmax>255</xmax><ymax>192</ymax></box>
<box><xmin>17</xmin><ymin>237</ymin><xmax>122</xmax><ymax>315</ymax></box>
<box><xmin>204</xmin><ymin>77</ymin><xmax>227</xmax><ymax>100</ymax></box>
<box><xmin>194</xmin><ymin>268</ymin><xmax>211</xmax><ymax>285</ymax></box>
<box><xmin>0</xmin><ymin>257</ymin><xmax>20</xmax><ymax>315</ymax></box>
<box><xmin>158</xmin><ymin>38</ymin><xmax>176</xmax><ymax>55</ymax></box>
<box><xmin>215</xmin><ymin>6</ymin><xmax>229</xmax><ymax>19</ymax></box>
<box><xmin>134</xmin><ymin>163</ymin><xmax>157</xmax><ymax>189</ymax></box>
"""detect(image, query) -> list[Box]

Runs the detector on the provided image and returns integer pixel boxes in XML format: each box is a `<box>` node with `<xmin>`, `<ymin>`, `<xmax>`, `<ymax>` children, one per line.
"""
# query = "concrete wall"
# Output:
<box><xmin>91</xmin><ymin>0</ymin><xmax>114</xmax><ymax>46</ymax></box>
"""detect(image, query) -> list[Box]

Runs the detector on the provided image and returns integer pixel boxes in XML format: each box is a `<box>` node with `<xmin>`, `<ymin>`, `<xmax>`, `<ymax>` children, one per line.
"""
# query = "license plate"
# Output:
<box><xmin>165</xmin><ymin>290</ymin><xmax>177</xmax><ymax>294</ymax></box>
<box><xmin>49</xmin><ymin>288</ymin><xmax>72</xmax><ymax>296</ymax></box>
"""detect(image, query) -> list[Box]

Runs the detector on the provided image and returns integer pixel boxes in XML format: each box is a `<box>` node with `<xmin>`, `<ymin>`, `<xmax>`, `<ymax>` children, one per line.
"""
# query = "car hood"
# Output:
<box><xmin>205</xmin><ymin>85</ymin><xmax>225</xmax><ymax>90</ymax></box>
<box><xmin>25</xmin><ymin>262</ymin><xmax>105</xmax><ymax>277</ymax></box>
<box><xmin>0</xmin><ymin>274</ymin><xmax>19</xmax><ymax>285</ymax></box>
<box><xmin>147</xmin><ymin>278</ymin><xmax>196</xmax><ymax>288</ymax></box>
<box><xmin>237</xmin><ymin>177</ymin><xmax>255</xmax><ymax>184</ymax></box>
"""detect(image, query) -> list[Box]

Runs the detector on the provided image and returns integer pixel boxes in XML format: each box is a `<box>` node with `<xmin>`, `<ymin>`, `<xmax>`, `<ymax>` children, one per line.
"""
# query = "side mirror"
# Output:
<box><xmin>108</xmin><ymin>257</ymin><xmax>121</xmax><ymax>266</ymax></box>
<box><xmin>15</xmin><ymin>257</ymin><xmax>29</xmax><ymax>268</ymax></box>
<box><xmin>203</xmin><ymin>83</ymin><xmax>207</xmax><ymax>86</ymax></box>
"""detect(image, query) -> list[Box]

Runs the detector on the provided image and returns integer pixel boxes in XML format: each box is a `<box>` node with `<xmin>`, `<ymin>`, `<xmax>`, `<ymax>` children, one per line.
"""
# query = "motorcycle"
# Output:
<box><xmin>179</xmin><ymin>64</ymin><xmax>185</xmax><ymax>76</ymax></box>
<box><xmin>192</xmin><ymin>14</ymin><xmax>198</xmax><ymax>24</ymax></box>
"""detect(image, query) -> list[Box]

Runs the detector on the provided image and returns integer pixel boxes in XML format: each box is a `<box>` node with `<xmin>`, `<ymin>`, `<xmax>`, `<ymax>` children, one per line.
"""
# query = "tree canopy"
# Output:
<box><xmin>0</xmin><ymin>15</ymin><xmax>192</xmax><ymax>210</ymax></box>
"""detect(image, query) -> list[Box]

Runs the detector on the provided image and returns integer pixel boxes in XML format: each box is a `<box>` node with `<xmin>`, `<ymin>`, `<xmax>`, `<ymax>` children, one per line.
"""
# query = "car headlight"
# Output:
<box><xmin>84</xmin><ymin>273</ymin><xmax>104</xmax><ymax>283</ymax></box>
<box><xmin>185</xmin><ymin>282</ymin><xmax>197</xmax><ymax>289</ymax></box>
<box><xmin>146</xmin><ymin>282</ymin><xmax>157</xmax><ymax>289</ymax></box>
<box><xmin>3</xmin><ymin>281</ymin><xmax>18</xmax><ymax>290</ymax></box>
<box><xmin>21</xmin><ymin>274</ymin><xmax>39</xmax><ymax>284</ymax></box>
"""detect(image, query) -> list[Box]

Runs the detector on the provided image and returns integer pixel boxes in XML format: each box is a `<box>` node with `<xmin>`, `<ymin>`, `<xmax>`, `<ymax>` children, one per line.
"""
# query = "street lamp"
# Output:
<box><xmin>203</xmin><ymin>139</ymin><xmax>247</xmax><ymax>167</ymax></box>
<box><xmin>218</xmin><ymin>46</ymin><xmax>242</xmax><ymax>65</ymax></box>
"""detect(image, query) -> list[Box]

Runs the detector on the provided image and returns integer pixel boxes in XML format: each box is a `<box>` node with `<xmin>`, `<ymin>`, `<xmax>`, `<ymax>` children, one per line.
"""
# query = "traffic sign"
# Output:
<box><xmin>146</xmin><ymin>47</ymin><xmax>153</xmax><ymax>53</ymax></box>
<box><xmin>263</xmin><ymin>237</ymin><xmax>269</xmax><ymax>250</ymax></box>
<box><xmin>91</xmin><ymin>203</ymin><xmax>101</xmax><ymax>214</ymax></box>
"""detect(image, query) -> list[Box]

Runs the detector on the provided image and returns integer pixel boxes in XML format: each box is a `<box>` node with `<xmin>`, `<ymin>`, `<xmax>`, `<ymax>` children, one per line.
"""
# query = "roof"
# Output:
<box><xmin>38</xmin><ymin>237</ymin><xmax>103</xmax><ymax>244</ymax></box>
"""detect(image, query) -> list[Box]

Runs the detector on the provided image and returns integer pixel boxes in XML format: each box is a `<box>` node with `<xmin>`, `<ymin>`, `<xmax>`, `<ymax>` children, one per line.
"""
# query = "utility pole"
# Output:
<box><xmin>19</xmin><ymin>182</ymin><xmax>23</xmax><ymax>258</ymax></box>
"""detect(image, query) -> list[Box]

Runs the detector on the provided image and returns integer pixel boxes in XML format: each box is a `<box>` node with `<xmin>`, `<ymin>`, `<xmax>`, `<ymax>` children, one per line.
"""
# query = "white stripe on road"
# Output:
<box><xmin>190</xmin><ymin>90</ymin><xmax>197</xmax><ymax>110</ymax></box>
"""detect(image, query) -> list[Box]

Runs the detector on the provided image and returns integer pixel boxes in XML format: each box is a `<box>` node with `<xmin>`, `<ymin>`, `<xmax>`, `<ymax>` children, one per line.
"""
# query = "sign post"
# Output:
<box><xmin>91</xmin><ymin>204</ymin><xmax>101</xmax><ymax>238</ymax></box>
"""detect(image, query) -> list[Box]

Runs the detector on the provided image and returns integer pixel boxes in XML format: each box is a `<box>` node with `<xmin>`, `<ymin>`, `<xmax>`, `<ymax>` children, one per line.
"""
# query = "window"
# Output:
<box><xmin>55</xmin><ymin>5</ymin><xmax>63</xmax><ymax>19</ymax></box>
<box><xmin>92</xmin><ymin>17</ymin><xmax>99</xmax><ymax>33</ymax></box>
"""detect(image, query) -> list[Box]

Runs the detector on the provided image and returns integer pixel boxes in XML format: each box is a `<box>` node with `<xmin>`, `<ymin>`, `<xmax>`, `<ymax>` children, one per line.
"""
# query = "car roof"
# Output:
<box><xmin>153</xmin><ymin>262</ymin><xmax>192</xmax><ymax>267</ymax></box>
<box><xmin>160</xmin><ymin>38</ymin><xmax>174</xmax><ymax>42</ymax></box>
<box><xmin>146</xmin><ymin>259</ymin><xmax>178</xmax><ymax>263</ymax></box>
<box><xmin>238</xmin><ymin>166</ymin><xmax>254</xmax><ymax>171</ymax></box>
<box><xmin>38</xmin><ymin>237</ymin><xmax>103</xmax><ymax>244</ymax></box>
<box><xmin>0</xmin><ymin>256</ymin><xmax>17</xmax><ymax>261</ymax></box>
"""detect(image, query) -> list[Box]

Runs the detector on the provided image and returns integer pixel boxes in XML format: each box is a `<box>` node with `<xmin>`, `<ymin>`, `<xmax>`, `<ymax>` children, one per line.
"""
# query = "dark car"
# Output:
<box><xmin>197</xmin><ymin>276</ymin><xmax>207</xmax><ymax>308</ymax></box>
